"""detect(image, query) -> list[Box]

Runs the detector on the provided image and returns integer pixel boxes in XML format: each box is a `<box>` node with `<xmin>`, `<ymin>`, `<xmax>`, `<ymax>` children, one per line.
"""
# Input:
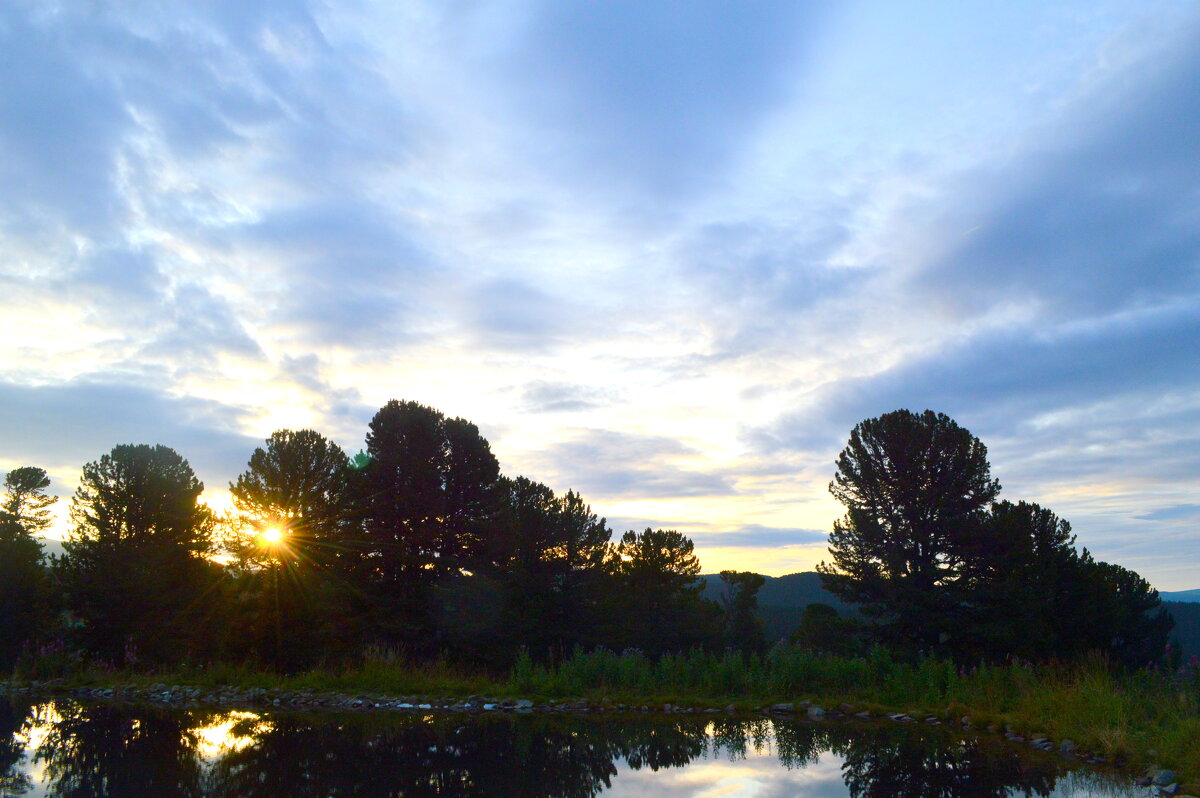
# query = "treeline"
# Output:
<box><xmin>813</xmin><ymin>409</ymin><xmax>1175</xmax><ymax>667</ymax></box>
<box><xmin>1</xmin><ymin>400</ymin><xmax>758</xmax><ymax>671</ymax></box>
<box><xmin>0</xmin><ymin>403</ymin><xmax>1177</xmax><ymax>674</ymax></box>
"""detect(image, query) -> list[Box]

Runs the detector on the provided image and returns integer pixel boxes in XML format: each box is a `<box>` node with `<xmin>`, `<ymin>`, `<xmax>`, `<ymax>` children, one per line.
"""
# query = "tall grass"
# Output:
<box><xmin>500</xmin><ymin>645</ymin><xmax>1198</xmax><ymax>781</ymax></box>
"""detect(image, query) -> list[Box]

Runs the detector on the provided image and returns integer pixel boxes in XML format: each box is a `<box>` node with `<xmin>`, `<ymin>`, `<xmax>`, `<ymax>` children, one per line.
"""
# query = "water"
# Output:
<box><xmin>0</xmin><ymin>697</ymin><xmax>1141</xmax><ymax>797</ymax></box>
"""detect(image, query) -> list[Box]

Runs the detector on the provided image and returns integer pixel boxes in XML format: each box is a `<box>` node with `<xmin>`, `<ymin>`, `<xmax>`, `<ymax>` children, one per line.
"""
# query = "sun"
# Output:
<box><xmin>260</xmin><ymin>527</ymin><xmax>285</xmax><ymax>546</ymax></box>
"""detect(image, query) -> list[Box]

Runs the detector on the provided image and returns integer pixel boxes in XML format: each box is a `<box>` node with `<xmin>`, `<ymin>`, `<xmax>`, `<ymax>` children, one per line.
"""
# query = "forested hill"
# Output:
<box><xmin>1165</xmin><ymin>602</ymin><xmax>1200</xmax><ymax>660</ymax></box>
<box><xmin>700</xmin><ymin>572</ymin><xmax>850</xmax><ymax>612</ymax></box>
<box><xmin>701</xmin><ymin>572</ymin><xmax>1200</xmax><ymax>658</ymax></box>
<box><xmin>699</xmin><ymin>572</ymin><xmax>854</xmax><ymax>642</ymax></box>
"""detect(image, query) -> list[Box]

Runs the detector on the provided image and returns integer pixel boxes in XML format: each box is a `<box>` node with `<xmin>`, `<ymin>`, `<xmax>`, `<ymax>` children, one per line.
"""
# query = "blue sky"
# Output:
<box><xmin>1</xmin><ymin>0</ymin><xmax>1197</xmax><ymax>588</ymax></box>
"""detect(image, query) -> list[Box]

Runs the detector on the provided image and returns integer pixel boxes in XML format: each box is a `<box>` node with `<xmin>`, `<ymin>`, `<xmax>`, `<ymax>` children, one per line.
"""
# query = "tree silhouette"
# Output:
<box><xmin>610</xmin><ymin>529</ymin><xmax>718</xmax><ymax>653</ymax></box>
<box><xmin>362</xmin><ymin>400</ymin><xmax>501</xmax><ymax>645</ymax></box>
<box><xmin>820</xmin><ymin>410</ymin><xmax>1000</xmax><ymax>653</ymax></box>
<box><xmin>0</xmin><ymin>516</ymin><xmax>51</xmax><ymax>667</ymax></box>
<box><xmin>479</xmin><ymin>477</ymin><xmax>613</xmax><ymax>656</ymax></box>
<box><xmin>718</xmin><ymin>570</ymin><xmax>766</xmax><ymax>653</ymax></box>
<box><xmin>61</xmin><ymin>444</ymin><xmax>218</xmax><ymax>664</ymax></box>
<box><xmin>228</xmin><ymin>429</ymin><xmax>355</xmax><ymax>569</ymax></box>
<box><xmin>2</xmin><ymin>466</ymin><xmax>56</xmax><ymax>535</ymax></box>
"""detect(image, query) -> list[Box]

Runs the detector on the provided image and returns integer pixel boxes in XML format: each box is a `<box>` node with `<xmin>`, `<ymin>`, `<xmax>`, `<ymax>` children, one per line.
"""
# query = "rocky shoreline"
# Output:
<box><xmin>2</xmin><ymin>679</ymin><xmax>1190</xmax><ymax>795</ymax></box>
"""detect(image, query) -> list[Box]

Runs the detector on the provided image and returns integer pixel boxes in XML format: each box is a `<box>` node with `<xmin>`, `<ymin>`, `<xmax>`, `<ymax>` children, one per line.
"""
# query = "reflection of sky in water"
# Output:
<box><xmin>608</xmin><ymin>750</ymin><xmax>849</xmax><ymax>797</ymax></box>
<box><xmin>606</xmin><ymin>746</ymin><xmax>1137</xmax><ymax>798</ymax></box>
<box><xmin>3</xmin><ymin>701</ymin><xmax>1146</xmax><ymax>797</ymax></box>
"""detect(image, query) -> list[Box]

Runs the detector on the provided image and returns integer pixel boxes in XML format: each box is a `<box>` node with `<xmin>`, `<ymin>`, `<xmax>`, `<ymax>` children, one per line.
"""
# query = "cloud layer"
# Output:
<box><xmin>2</xmin><ymin>0</ymin><xmax>1197</xmax><ymax>587</ymax></box>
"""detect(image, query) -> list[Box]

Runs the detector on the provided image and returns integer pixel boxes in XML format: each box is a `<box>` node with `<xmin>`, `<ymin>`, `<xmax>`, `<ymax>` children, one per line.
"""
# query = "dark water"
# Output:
<box><xmin>0</xmin><ymin>696</ymin><xmax>1140</xmax><ymax>797</ymax></box>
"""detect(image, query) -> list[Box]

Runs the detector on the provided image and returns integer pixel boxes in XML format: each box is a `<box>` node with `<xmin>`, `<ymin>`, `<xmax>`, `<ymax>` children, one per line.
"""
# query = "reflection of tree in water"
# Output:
<box><xmin>0</xmin><ymin>697</ymin><xmax>35</xmax><ymax>796</ymax></box>
<box><xmin>206</xmin><ymin>714</ymin><xmax>717</xmax><ymax>798</ymax></box>
<box><xmin>831</xmin><ymin>724</ymin><xmax>1060</xmax><ymax>798</ymax></box>
<box><xmin>32</xmin><ymin>699</ymin><xmax>204</xmax><ymax>798</ymax></box>
<box><xmin>17</xmin><ymin>700</ymin><xmax>1102</xmax><ymax>798</ymax></box>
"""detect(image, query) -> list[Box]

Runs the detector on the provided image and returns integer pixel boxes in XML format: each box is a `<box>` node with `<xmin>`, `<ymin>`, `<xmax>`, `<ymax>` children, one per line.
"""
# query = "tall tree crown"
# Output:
<box><xmin>2</xmin><ymin>465</ymin><xmax>57</xmax><ymax>535</ymax></box>
<box><xmin>67</xmin><ymin>444</ymin><xmax>213</xmax><ymax>554</ymax></box>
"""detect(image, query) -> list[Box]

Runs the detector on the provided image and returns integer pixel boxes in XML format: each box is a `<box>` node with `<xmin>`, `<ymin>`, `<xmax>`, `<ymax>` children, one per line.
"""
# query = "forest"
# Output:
<box><xmin>0</xmin><ymin>403</ymin><xmax>1181</xmax><ymax>675</ymax></box>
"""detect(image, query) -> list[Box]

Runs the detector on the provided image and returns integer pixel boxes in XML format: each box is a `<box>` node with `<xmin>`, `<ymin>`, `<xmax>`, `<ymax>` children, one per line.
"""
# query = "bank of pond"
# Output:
<box><xmin>0</xmin><ymin>695</ymin><xmax>1174</xmax><ymax>797</ymax></box>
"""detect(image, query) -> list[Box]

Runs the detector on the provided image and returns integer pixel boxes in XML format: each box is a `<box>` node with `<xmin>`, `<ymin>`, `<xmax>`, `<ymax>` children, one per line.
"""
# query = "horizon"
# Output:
<box><xmin>2</xmin><ymin>1</ymin><xmax>1198</xmax><ymax>590</ymax></box>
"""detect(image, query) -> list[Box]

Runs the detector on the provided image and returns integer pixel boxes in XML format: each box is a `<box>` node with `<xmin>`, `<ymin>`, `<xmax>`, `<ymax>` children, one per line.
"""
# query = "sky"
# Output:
<box><xmin>1</xmin><ymin>0</ymin><xmax>1197</xmax><ymax>589</ymax></box>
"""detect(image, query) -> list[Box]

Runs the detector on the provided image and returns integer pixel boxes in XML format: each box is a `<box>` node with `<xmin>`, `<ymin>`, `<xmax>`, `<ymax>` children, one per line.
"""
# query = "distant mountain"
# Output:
<box><xmin>1160</xmin><ymin>588</ymin><xmax>1200</xmax><ymax>603</ymax></box>
<box><xmin>700</xmin><ymin>571</ymin><xmax>851</xmax><ymax>611</ymax></box>
<box><xmin>1165</xmin><ymin>602</ymin><xmax>1200</xmax><ymax>660</ymax></box>
<box><xmin>700</xmin><ymin>571</ymin><xmax>854</xmax><ymax>642</ymax></box>
<box><xmin>35</xmin><ymin>536</ymin><xmax>66</xmax><ymax>560</ymax></box>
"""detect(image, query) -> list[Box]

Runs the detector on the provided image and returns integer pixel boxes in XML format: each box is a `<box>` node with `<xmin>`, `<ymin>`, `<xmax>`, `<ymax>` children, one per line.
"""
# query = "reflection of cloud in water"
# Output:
<box><xmin>606</xmin><ymin>748</ymin><xmax>848</xmax><ymax>798</ymax></box>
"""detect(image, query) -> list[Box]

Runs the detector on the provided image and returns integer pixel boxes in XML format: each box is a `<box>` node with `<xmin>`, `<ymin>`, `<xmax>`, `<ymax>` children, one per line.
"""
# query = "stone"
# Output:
<box><xmin>1153</xmin><ymin>771</ymin><xmax>1179</xmax><ymax>787</ymax></box>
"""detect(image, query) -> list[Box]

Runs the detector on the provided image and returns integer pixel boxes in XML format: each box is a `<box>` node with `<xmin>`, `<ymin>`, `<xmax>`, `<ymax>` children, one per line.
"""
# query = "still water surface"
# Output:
<box><xmin>1</xmin><ymin>697</ymin><xmax>1140</xmax><ymax>797</ymax></box>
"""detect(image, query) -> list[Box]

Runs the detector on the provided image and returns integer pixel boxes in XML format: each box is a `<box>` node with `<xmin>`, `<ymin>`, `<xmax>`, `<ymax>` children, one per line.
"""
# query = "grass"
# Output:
<box><xmin>11</xmin><ymin>644</ymin><xmax>1199</xmax><ymax>788</ymax></box>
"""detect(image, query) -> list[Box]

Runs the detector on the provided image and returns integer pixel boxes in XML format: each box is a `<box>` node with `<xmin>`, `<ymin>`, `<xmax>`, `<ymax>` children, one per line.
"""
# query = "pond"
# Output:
<box><xmin>1</xmin><ymin>697</ymin><xmax>1141</xmax><ymax>797</ymax></box>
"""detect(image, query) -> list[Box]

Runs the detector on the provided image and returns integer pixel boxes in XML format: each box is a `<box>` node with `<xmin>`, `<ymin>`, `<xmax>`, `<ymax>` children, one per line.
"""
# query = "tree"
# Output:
<box><xmin>0</xmin><ymin>515</ymin><xmax>50</xmax><ymax>667</ymax></box>
<box><xmin>718</xmin><ymin>571</ymin><xmax>766</xmax><ymax>653</ymax></box>
<box><xmin>787</xmin><ymin>604</ymin><xmax>864</xmax><ymax>652</ymax></box>
<box><xmin>225</xmin><ymin>429</ymin><xmax>359</xmax><ymax>668</ymax></box>
<box><xmin>961</xmin><ymin>501</ymin><xmax>1079</xmax><ymax>659</ymax></box>
<box><xmin>361</xmin><ymin>400</ymin><xmax>501</xmax><ymax>643</ymax></box>
<box><xmin>819</xmin><ymin>410</ymin><xmax>1000</xmax><ymax>653</ymax></box>
<box><xmin>1066</xmin><ymin>554</ymin><xmax>1173</xmax><ymax>667</ymax></box>
<box><xmin>61</xmin><ymin>444</ymin><xmax>217</xmax><ymax>663</ymax></box>
<box><xmin>478</xmin><ymin>478</ymin><xmax>613</xmax><ymax>657</ymax></box>
<box><xmin>2</xmin><ymin>466</ymin><xmax>56</xmax><ymax>535</ymax></box>
<box><xmin>610</xmin><ymin>529</ymin><xmax>718</xmax><ymax>653</ymax></box>
<box><xmin>228</xmin><ymin>429</ymin><xmax>354</xmax><ymax>570</ymax></box>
